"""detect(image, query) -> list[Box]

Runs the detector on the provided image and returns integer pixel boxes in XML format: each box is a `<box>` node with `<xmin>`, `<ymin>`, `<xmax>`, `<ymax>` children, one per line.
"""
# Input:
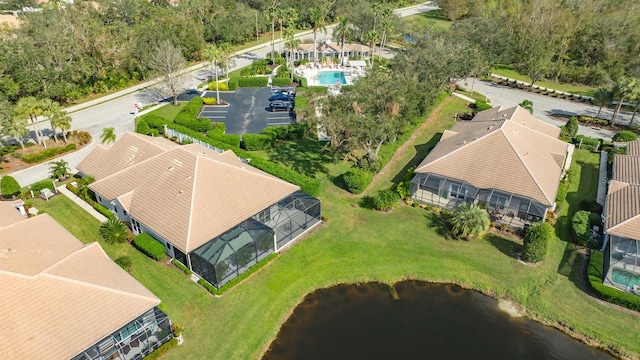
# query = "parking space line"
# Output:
<box><xmin>205</xmin><ymin>116</ymin><xmax>226</xmax><ymax>119</ymax></box>
<box><xmin>267</xmin><ymin>117</ymin><xmax>293</xmax><ymax>120</ymax></box>
<box><xmin>267</xmin><ymin>122</ymin><xmax>293</xmax><ymax>126</ymax></box>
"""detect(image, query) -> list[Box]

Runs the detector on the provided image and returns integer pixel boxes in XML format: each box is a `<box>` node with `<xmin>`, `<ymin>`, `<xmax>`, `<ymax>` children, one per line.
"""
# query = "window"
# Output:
<box><xmin>97</xmin><ymin>195</ymin><xmax>102</xmax><ymax>203</ymax></box>
<box><xmin>422</xmin><ymin>176</ymin><xmax>440</xmax><ymax>192</ymax></box>
<box><xmin>489</xmin><ymin>194</ymin><xmax>509</xmax><ymax>210</ymax></box>
<box><xmin>131</xmin><ymin>218</ymin><xmax>140</xmax><ymax>234</ymax></box>
<box><xmin>450</xmin><ymin>184</ymin><xmax>467</xmax><ymax>200</ymax></box>
<box><xmin>256</xmin><ymin>208</ymin><xmax>271</xmax><ymax>224</ymax></box>
<box><xmin>123</xmin><ymin>210</ymin><xmax>128</xmax><ymax>216</ymax></box>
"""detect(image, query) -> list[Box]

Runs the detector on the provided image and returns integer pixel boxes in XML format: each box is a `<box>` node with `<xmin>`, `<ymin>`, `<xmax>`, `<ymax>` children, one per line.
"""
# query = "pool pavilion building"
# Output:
<box><xmin>77</xmin><ymin>132</ymin><xmax>321</xmax><ymax>288</ymax></box>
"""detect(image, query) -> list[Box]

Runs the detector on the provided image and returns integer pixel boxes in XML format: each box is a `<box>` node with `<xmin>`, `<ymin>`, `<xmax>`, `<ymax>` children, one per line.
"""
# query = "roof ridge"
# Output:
<box><xmin>607</xmin><ymin>213</ymin><xmax>640</xmax><ymax>235</ymax></box>
<box><xmin>37</xmin><ymin>241</ymin><xmax>96</xmax><ymax>276</ymax></box>
<box><xmin>126</xmin><ymin>131</ymin><xmax>172</xmax><ymax>150</ymax></box>
<box><xmin>499</xmin><ymin>123</ymin><xmax>552</xmax><ymax>204</ymax></box>
<box><xmin>184</xmin><ymin>155</ymin><xmax>200</xmax><ymax>252</ymax></box>
<box><xmin>415</xmin><ymin>124</ymin><xmax>501</xmax><ymax>172</ymax></box>
<box><xmin>509</xmin><ymin>107</ymin><xmax>561</xmax><ymax>139</ymax></box>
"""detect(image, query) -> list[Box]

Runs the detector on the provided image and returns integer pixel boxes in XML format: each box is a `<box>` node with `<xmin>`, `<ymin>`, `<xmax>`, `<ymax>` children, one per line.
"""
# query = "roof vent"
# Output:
<box><xmin>487</xmin><ymin>125</ymin><xmax>494</xmax><ymax>130</ymax></box>
<box><xmin>131</xmin><ymin>146</ymin><xmax>138</xmax><ymax>152</ymax></box>
<box><xmin>168</xmin><ymin>166</ymin><xmax>174</xmax><ymax>171</ymax></box>
<box><xmin>178</xmin><ymin>189</ymin><xmax>183</xmax><ymax>194</ymax></box>
<box><xmin>186</xmin><ymin>175</ymin><xmax>192</xmax><ymax>180</ymax></box>
<box><xmin>173</xmin><ymin>159</ymin><xmax>182</xmax><ymax>166</ymax></box>
<box><xmin>128</xmin><ymin>155</ymin><xmax>135</xmax><ymax>164</ymax></box>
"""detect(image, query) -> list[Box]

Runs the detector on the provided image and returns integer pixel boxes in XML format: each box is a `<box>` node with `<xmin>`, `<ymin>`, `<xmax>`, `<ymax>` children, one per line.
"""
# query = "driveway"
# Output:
<box><xmin>201</xmin><ymin>88</ymin><xmax>295</xmax><ymax>135</ymax></box>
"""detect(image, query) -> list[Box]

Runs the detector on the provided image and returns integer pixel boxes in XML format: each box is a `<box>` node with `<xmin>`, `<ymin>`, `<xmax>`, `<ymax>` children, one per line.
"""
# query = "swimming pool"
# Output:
<box><xmin>612</xmin><ymin>268</ymin><xmax>640</xmax><ymax>288</ymax></box>
<box><xmin>318</xmin><ymin>71</ymin><xmax>347</xmax><ymax>86</ymax></box>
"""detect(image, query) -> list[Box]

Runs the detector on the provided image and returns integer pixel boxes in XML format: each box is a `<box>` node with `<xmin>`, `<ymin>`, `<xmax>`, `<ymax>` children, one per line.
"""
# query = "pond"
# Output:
<box><xmin>263</xmin><ymin>281</ymin><xmax>614</xmax><ymax>360</ymax></box>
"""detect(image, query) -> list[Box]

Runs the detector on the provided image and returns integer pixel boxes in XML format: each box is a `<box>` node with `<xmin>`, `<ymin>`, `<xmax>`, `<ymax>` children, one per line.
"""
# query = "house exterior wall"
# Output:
<box><xmin>605</xmin><ymin>235</ymin><xmax>640</xmax><ymax>294</ymax></box>
<box><xmin>71</xmin><ymin>307</ymin><xmax>173</xmax><ymax>360</ymax></box>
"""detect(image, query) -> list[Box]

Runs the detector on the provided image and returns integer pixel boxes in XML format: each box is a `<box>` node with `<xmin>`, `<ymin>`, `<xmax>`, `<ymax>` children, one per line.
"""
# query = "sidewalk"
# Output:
<box><xmin>57</xmin><ymin>185</ymin><xmax>108</xmax><ymax>223</ymax></box>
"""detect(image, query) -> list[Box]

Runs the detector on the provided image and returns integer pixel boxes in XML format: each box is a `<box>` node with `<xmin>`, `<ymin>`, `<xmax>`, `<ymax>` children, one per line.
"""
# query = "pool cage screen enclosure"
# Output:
<box><xmin>189</xmin><ymin>191</ymin><xmax>321</xmax><ymax>288</ymax></box>
<box><xmin>410</xmin><ymin>173</ymin><xmax>547</xmax><ymax>226</ymax></box>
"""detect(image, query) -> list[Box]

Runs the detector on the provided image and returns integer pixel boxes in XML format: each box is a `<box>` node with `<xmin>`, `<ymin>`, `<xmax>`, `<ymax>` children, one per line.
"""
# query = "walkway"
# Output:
<box><xmin>57</xmin><ymin>185</ymin><xmax>108</xmax><ymax>222</ymax></box>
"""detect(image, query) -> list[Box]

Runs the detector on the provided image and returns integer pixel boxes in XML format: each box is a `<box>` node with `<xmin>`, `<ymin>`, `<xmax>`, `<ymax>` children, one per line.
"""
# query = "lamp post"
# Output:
<box><xmin>485</xmin><ymin>91</ymin><xmax>491</xmax><ymax>103</ymax></box>
<box><xmin>255</xmin><ymin>10</ymin><xmax>259</xmax><ymax>42</ymax></box>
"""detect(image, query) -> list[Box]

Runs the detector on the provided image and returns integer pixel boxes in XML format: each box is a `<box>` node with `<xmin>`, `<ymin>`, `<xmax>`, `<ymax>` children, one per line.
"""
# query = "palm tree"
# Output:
<box><xmin>284</xmin><ymin>24</ymin><xmax>300</xmax><ymax>78</ymax></box>
<box><xmin>100</xmin><ymin>127</ymin><xmax>116</xmax><ymax>144</ymax></box>
<box><xmin>99</xmin><ymin>217</ymin><xmax>129</xmax><ymax>245</ymax></box>
<box><xmin>371</xmin><ymin>1</ymin><xmax>381</xmax><ymax>32</ymax></box>
<box><xmin>14</xmin><ymin>97</ymin><xmax>46</xmax><ymax>148</ymax></box>
<box><xmin>449</xmin><ymin>203</ymin><xmax>490</xmax><ymax>240</ymax></box>
<box><xmin>49</xmin><ymin>159</ymin><xmax>70</xmax><ymax>181</ymax></box>
<box><xmin>592</xmin><ymin>87</ymin><xmax>612</xmax><ymax>118</ymax></box>
<box><xmin>379</xmin><ymin>8</ymin><xmax>394</xmax><ymax>60</ymax></box>
<box><xmin>41</xmin><ymin>99</ymin><xmax>61</xmax><ymax>142</ymax></box>
<box><xmin>611</xmin><ymin>77</ymin><xmax>636</xmax><ymax>125</ymax></box>
<box><xmin>334</xmin><ymin>16</ymin><xmax>350</xmax><ymax>66</ymax></box>
<box><xmin>51</xmin><ymin>109</ymin><xmax>72</xmax><ymax>143</ymax></box>
<box><xmin>519</xmin><ymin>99</ymin><xmax>534</xmax><ymax>114</ymax></box>
<box><xmin>625</xmin><ymin>78</ymin><xmax>640</xmax><ymax>125</ymax></box>
<box><xmin>203</xmin><ymin>43</ymin><xmax>222</xmax><ymax>104</ymax></box>
<box><xmin>3</xmin><ymin>115</ymin><xmax>28</xmax><ymax>150</ymax></box>
<box><xmin>77</xmin><ymin>175</ymin><xmax>94</xmax><ymax>201</ymax></box>
<box><xmin>310</xmin><ymin>7</ymin><xmax>328</xmax><ymax>65</ymax></box>
<box><xmin>267</xmin><ymin>3</ymin><xmax>280</xmax><ymax>62</ymax></box>
<box><xmin>364</xmin><ymin>30</ymin><xmax>380</xmax><ymax>69</ymax></box>
<box><xmin>218</xmin><ymin>42</ymin><xmax>235</xmax><ymax>77</ymax></box>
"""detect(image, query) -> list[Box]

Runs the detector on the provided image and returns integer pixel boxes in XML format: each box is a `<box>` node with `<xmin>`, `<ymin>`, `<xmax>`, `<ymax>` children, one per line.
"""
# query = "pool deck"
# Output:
<box><xmin>295</xmin><ymin>66</ymin><xmax>364</xmax><ymax>86</ymax></box>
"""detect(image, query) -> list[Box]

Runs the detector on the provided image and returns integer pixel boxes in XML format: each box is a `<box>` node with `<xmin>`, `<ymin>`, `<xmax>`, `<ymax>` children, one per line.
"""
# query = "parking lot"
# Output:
<box><xmin>201</xmin><ymin>87</ymin><xmax>295</xmax><ymax>135</ymax></box>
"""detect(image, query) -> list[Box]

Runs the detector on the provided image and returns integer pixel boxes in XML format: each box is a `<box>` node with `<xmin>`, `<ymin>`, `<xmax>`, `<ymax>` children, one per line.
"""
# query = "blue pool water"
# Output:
<box><xmin>612</xmin><ymin>268</ymin><xmax>640</xmax><ymax>288</ymax></box>
<box><xmin>318</xmin><ymin>71</ymin><xmax>347</xmax><ymax>86</ymax></box>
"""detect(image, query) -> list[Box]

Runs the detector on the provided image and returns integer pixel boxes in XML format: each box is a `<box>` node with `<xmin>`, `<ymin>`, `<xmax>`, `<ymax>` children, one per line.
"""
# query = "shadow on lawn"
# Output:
<box><xmin>269</xmin><ymin>139</ymin><xmax>332</xmax><ymax>178</ymax></box>
<box><xmin>485</xmin><ymin>233</ymin><xmax>522</xmax><ymax>259</ymax></box>
<box><xmin>388</xmin><ymin>133</ymin><xmax>443</xmax><ymax>187</ymax></box>
<box><xmin>424</xmin><ymin>211</ymin><xmax>452</xmax><ymax>239</ymax></box>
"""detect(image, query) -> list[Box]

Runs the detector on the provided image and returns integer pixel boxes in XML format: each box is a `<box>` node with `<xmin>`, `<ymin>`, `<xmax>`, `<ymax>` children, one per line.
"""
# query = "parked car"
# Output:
<box><xmin>269</xmin><ymin>93</ymin><xmax>295</xmax><ymax>102</ymax></box>
<box><xmin>272</xmin><ymin>87</ymin><xmax>295</xmax><ymax>96</ymax></box>
<box><xmin>269</xmin><ymin>101</ymin><xmax>293</xmax><ymax>112</ymax></box>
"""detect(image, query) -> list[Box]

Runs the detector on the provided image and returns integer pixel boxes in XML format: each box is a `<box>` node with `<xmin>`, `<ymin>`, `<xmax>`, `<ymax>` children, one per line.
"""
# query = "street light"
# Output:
<box><xmin>255</xmin><ymin>10</ymin><xmax>259</xmax><ymax>42</ymax></box>
<box><xmin>485</xmin><ymin>91</ymin><xmax>491</xmax><ymax>103</ymax></box>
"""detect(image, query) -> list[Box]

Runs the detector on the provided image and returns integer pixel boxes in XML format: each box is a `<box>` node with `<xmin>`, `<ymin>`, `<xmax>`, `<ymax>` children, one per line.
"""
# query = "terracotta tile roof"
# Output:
<box><xmin>77</xmin><ymin>132</ymin><xmax>178</xmax><ymax>180</ymax></box>
<box><xmin>415</xmin><ymin>106</ymin><xmax>568</xmax><ymax>206</ymax></box>
<box><xmin>0</xmin><ymin>208</ymin><xmax>159</xmax><ymax>360</ymax></box>
<box><xmin>612</xmin><ymin>155</ymin><xmax>640</xmax><ymax>185</ymax></box>
<box><xmin>605</xmin><ymin>180</ymin><xmax>640</xmax><ymax>239</ymax></box>
<box><xmin>86</xmin><ymin>133</ymin><xmax>299</xmax><ymax>253</ymax></box>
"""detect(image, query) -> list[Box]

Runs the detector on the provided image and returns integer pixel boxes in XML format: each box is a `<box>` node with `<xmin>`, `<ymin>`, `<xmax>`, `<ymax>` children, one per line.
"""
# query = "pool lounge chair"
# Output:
<box><xmin>633</xmin><ymin>285</ymin><xmax>640</xmax><ymax>295</ymax></box>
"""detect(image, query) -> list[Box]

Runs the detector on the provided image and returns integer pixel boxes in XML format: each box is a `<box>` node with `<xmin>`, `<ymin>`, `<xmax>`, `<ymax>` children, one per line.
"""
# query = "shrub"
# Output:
<box><xmin>21</xmin><ymin>143</ymin><xmax>77</xmax><ymax>163</ymax></box>
<box><xmin>142</xmin><ymin>114</ymin><xmax>167</xmax><ymax>134</ymax></box>
<box><xmin>209</xmin><ymin>122</ymin><xmax>226</xmax><ymax>135</ymax></box>
<box><xmin>1</xmin><ymin>175</ymin><xmax>21</xmax><ymax>199</ymax></box>
<box><xmin>93</xmin><ymin>203</ymin><xmax>115</xmax><ymax>219</ymax></box>
<box><xmin>207</xmin><ymin>82</ymin><xmax>229</xmax><ymax>91</ymax></box>
<box><xmin>522</xmin><ymin>222</ymin><xmax>554</xmax><ymax>262</ymax></box>
<box><xmin>72</xmin><ymin>131</ymin><xmax>92</xmax><ymax>145</ymax></box>
<box><xmin>136</xmin><ymin>119</ymin><xmax>151</xmax><ymax>135</ymax></box>
<box><xmin>208</xmin><ymin>133</ymin><xmax>241</xmax><ymax>149</ymax></box>
<box><xmin>272</xmin><ymin>77</ymin><xmax>292</xmax><ymax>87</ymax></box>
<box><xmin>30</xmin><ymin>179</ymin><xmax>55</xmax><ymax>192</ymax></box>
<box><xmin>612</xmin><ymin>130</ymin><xmax>638</xmax><ymax>142</ymax></box>
<box><xmin>202</xmin><ymin>97</ymin><xmax>217</xmax><ymax>105</ymax></box>
<box><xmin>449</xmin><ymin>203</ymin><xmax>490</xmax><ymax>240</ymax></box>
<box><xmin>287</xmin><ymin>123</ymin><xmax>308</xmax><ymax>140</ymax></box>
<box><xmin>171</xmin><ymin>259</ymin><xmax>192</xmax><ymax>275</ymax></box>
<box><xmin>372</xmin><ymin>189</ymin><xmax>400</xmax><ymax>211</ymax></box>
<box><xmin>133</xmin><ymin>233</ymin><xmax>167</xmax><ymax>261</ymax></box>
<box><xmin>149</xmin><ymin>129</ymin><xmax>159</xmax><ymax>137</ymax></box>
<box><xmin>565</xmin><ymin>117</ymin><xmax>579</xmax><ymax>137</ymax></box>
<box><xmin>237</xmin><ymin>77</ymin><xmax>268</xmax><ymax>87</ymax></box>
<box><xmin>228</xmin><ymin>77</ymin><xmax>239</xmax><ymax>90</ymax></box>
<box><xmin>555</xmin><ymin>185</ymin><xmax>568</xmax><ymax>204</ymax></box>
<box><xmin>242</xmin><ymin>134</ymin><xmax>274</xmax><ymax>150</ymax></box>
<box><xmin>343</xmin><ymin>169</ymin><xmax>373</xmax><ymax>194</ymax></box>
<box><xmin>572</xmin><ymin>210</ymin><xmax>592</xmax><ymax>246</ymax></box>
<box><xmin>115</xmin><ymin>256</ymin><xmax>133</xmax><ymax>273</ymax></box>
<box><xmin>175</xmin><ymin>113</ymin><xmax>211</xmax><ymax>132</ymax></box>
<box><xmin>474</xmin><ymin>99</ymin><xmax>492</xmax><ymax>112</ymax></box>
<box><xmin>145</xmin><ymin>338</ymin><xmax>178</xmax><ymax>360</ymax></box>
<box><xmin>588</xmin><ymin>251</ymin><xmax>640</xmax><ymax>311</ymax></box>
<box><xmin>261</xmin><ymin>126</ymin><xmax>288</xmax><ymax>141</ymax></box>
<box><xmin>293</xmin><ymin>74</ymin><xmax>308</xmax><ymax>87</ymax></box>
<box><xmin>576</xmin><ymin>115</ymin><xmax>609</xmax><ymax>126</ymax></box>
<box><xmin>99</xmin><ymin>217</ymin><xmax>129</xmax><ymax>245</ymax></box>
<box><xmin>574</xmin><ymin>135</ymin><xmax>601</xmax><ymax>151</ymax></box>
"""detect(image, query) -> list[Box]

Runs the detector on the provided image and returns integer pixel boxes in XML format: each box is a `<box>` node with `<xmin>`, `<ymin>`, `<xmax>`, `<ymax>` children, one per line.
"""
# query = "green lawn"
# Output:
<box><xmin>139</xmin><ymin>102</ymin><xmax>185</xmax><ymax>123</ymax></box>
<box><xmin>32</xmin><ymin>107</ymin><xmax>640</xmax><ymax>359</ymax></box>
<box><xmin>403</xmin><ymin>10</ymin><xmax>452</xmax><ymax>33</ymax></box>
<box><xmin>491</xmin><ymin>65</ymin><xmax>597</xmax><ymax>97</ymax></box>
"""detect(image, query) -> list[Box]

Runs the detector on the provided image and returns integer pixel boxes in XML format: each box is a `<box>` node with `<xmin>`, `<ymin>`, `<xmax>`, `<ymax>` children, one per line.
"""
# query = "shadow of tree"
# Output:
<box><xmin>485</xmin><ymin>233</ymin><xmax>521</xmax><ymax>259</ymax></box>
<box><xmin>555</xmin><ymin>159</ymin><xmax>599</xmax><ymax>243</ymax></box>
<box><xmin>269</xmin><ymin>139</ymin><xmax>332</xmax><ymax>178</ymax></box>
<box><xmin>359</xmin><ymin>195</ymin><xmax>375</xmax><ymax>210</ymax></box>
<box><xmin>425</xmin><ymin>211</ymin><xmax>452</xmax><ymax>239</ymax></box>
<box><xmin>388</xmin><ymin>132</ymin><xmax>443</xmax><ymax>187</ymax></box>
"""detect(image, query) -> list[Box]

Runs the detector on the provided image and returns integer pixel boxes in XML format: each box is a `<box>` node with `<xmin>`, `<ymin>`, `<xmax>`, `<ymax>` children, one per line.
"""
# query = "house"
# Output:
<box><xmin>0</xmin><ymin>201</ymin><xmax>172</xmax><ymax>360</ymax></box>
<box><xmin>603</xmin><ymin>139</ymin><xmax>640</xmax><ymax>294</ymax></box>
<box><xmin>77</xmin><ymin>132</ymin><xmax>321</xmax><ymax>288</ymax></box>
<box><xmin>288</xmin><ymin>39</ymin><xmax>370</xmax><ymax>64</ymax></box>
<box><xmin>410</xmin><ymin>105</ymin><xmax>572</xmax><ymax>229</ymax></box>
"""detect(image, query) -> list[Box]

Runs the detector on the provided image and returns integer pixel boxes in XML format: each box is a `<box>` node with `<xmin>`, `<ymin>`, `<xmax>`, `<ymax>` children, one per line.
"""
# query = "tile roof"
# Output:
<box><xmin>0</xmin><ymin>205</ymin><xmax>159</xmax><ymax>360</ymax></box>
<box><xmin>0</xmin><ymin>200</ymin><xmax>26</xmax><ymax>228</ymax></box>
<box><xmin>624</xmin><ymin>139</ymin><xmax>640</xmax><ymax>156</ymax></box>
<box><xmin>605</xmin><ymin>180</ymin><xmax>640</xmax><ymax>239</ymax></box>
<box><xmin>612</xmin><ymin>155</ymin><xmax>640</xmax><ymax>185</ymax></box>
<box><xmin>86</xmin><ymin>133</ymin><xmax>299</xmax><ymax>253</ymax></box>
<box><xmin>415</xmin><ymin>105</ymin><xmax>568</xmax><ymax>206</ymax></box>
<box><xmin>297</xmin><ymin>42</ymin><xmax>370</xmax><ymax>53</ymax></box>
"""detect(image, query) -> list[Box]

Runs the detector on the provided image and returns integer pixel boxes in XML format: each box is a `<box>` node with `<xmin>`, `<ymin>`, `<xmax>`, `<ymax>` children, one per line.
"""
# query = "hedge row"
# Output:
<box><xmin>198</xmin><ymin>253</ymin><xmax>278</xmax><ymax>295</ymax></box>
<box><xmin>0</xmin><ymin>175</ymin><xmax>21</xmax><ymax>198</ymax></box>
<box><xmin>234</xmin><ymin>76</ymin><xmax>269</xmax><ymax>87</ymax></box>
<box><xmin>21</xmin><ymin>143</ymin><xmax>77</xmax><ymax>164</ymax></box>
<box><xmin>93</xmin><ymin>203</ymin><xmax>115</xmax><ymax>220</ymax></box>
<box><xmin>242</xmin><ymin>134</ymin><xmax>274</xmax><ymax>151</ymax></box>
<box><xmin>588</xmin><ymin>251</ymin><xmax>640</xmax><ymax>311</ymax></box>
<box><xmin>145</xmin><ymin>338</ymin><xmax>178</xmax><ymax>360</ymax></box>
<box><xmin>574</xmin><ymin>135</ymin><xmax>602</xmax><ymax>151</ymax></box>
<box><xmin>142</xmin><ymin>114</ymin><xmax>167</xmax><ymax>134</ymax></box>
<box><xmin>133</xmin><ymin>233</ymin><xmax>166</xmax><ymax>261</ymax></box>
<box><xmin>171</xmin><ymin>259</ymin><xmax>192</xmax><ymax>276</ymax></box>
<box><xmin>207</xmin><ymin>82</ymin><xmax>229</xmax><ymax>91</ymax></box>
<box><xmin>30</xmin><ymin>179</ymin><xmax>55</xmax><ymax>192</ymax></box>
<box><xmin>210</xmin><ymin>122</ymin><xmax>226</xmax><ymax>135</ymax></box>
<box><xmin>272</xmin><ymin>77</ymin><xmax>292</xmax><ymax>87</ymax></box>
<box><xmin>174</xmin><ymin>97</ymin><xmax>211</xmax><ymax>132</ymax></box>
<box><xmin>166</xmin><ymin>123</ymin><xmax>320</xmax><ymax>196</ymax></box>
<box><xmin>207</xmin><ymin>132</ymin><xmax>241</xmax><ymax>149</ymax></box>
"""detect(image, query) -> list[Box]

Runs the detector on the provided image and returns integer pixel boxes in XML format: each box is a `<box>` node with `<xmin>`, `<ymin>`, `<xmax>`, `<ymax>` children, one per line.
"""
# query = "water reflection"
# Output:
<box><xmin>264</xmin><ymin>281</ymin><xmax>613</xmax><ymax>360</ymax></box>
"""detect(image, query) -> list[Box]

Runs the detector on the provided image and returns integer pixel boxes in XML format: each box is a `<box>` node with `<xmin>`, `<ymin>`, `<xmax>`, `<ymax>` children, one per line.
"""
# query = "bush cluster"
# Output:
<box><xmin>522</xmin><ymin>222</ymin><xmax>554</xmax><ymax>263</ymax></box>
<box><xmin>174</xmin><ymin>97</ymin><xmax>211</xmax><ymax>132</ymax></box>
<box><xmin>165</xmin><ymin>123</ymin><xmax>320</xmax><ymax>196</ymax></box>
<box><xmin>372</xmin><ymin>189</ymin><xmax>400</xmax><ymax>211</ymax></box>
<box><xmin>0</xmin><ymin>175</ymin><xmax>21</xmax><ymax>199</ymax></box>
<box><xmin>343</xmin><ymin>169</ymin><xmax>373</xmax><ymax>194</ymax></box>
<box><xmin>171</xmin><ymin>259</ymin><xmax>192</xmax><ymax>275</ymax></box>
<box><xmin>210</xmin><ymin>122</ymin><xmax>226</xmax><ymax>135</ymax></box>
<box><xmin>207</xmin><ymin>132</ymin><xmax>241</xmax><ymax>149</ymax></box>
<box><xmin>207</xmin><ymin>82</ymin><xmax>229</xmax><ymax>91</ymax></box>
<box><xmin>588</xmin><ymin>251</ymin><xmax>640</xmax><ymax>311</ymax></box>
<box><xmin>136</xmin><ymin>119</ymin><xmax>151</xmax><ymax>135</ymax></box>
<box><xmin>560</xmin><ymin>117</ymin><xmax>579</xmax><ymax>141</ymax></box>
<box><xmin>30</xmin><ymin>179</ymin><xmax>55</xmax><ymax>192</ymax></box>
<box><xmin>236</xmin><ymin>76</ymin><xmax>269</xmax><ymax>87</ymax></box>
<box><xmin>198</xmin><ymin>253</ymin><xmax>277</xmax><ymax>295</ymax></box>
<box><xmin>292</xmin><ymin>74</ymin><xmax>308</xmax><ymax>87</ymax></box>
<box><xmin>228</xmin><ymin>78</ymin><xmax>239</xmax><ymax>90</ymax></box>
<box><xmin>242</xmin><ymin>134</ymin><xmax>275</xmax><ymax>150</ymax></box>
<box><xmin>70</xmin><ymin>130</ymin><xmax>92</xmax><ymax>145</ymax></box>
<box><xmin>21</xmin><ymin>143</ymin><xmax>77</xmax><ymax>164</ymax></box>
<box><xmin>132</xmin><ymin>233</ymin><xmax>166</xmax><ymax>261</ymax></box>
<box><xmin>571</xmin><ymin>210</ymin><xmax>592</xmax><ymax>246</ymax></box>
<box><xmin>576</xmin><ymin>115</ymin><xmax>609</xmax><ymax>126</ymax></box>
<box><xmin>115</xmin><ymin>256</ymin><xmax>133</xmax><ymax>273</ymax></box>
<box><xmin>202</xmin><ymin>97</ymin><xmax>217</xmax><ymax>105</ymax></box>
<box><xmin>612</xmin><ymin>130</ymin><xmax>638</xmax><ymax>142</ymax></box>
<box><xmin>474</xmin><ymin>99</ymin><xmax>492</xmax><ymax>112</ymax></box>
<box><xmin>145</xmin><ymin>338</ymin><xmax>179</xmax><ymax>360</ymax></box>
<box><xmin>574</xmin><ymin>135</ymin><xmax>602</xmax><ymax>151</ymax></box>
<box><xmin>141</xmin><ymin>114</ymin><xmax>167</xmax><ymax>134</ymax></box>
<box><xmin>272</xmin><ymin>77</ymin><xmax>292</xmax><ymax>87</ymax></box>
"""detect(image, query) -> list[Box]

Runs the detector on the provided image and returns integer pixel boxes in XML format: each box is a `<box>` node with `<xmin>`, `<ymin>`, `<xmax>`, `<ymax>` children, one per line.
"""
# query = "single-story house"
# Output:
<box><xmin>410</xmin><ymin>105</ymin><xmax>572</xmax><ymax>229</ymax></box>
<box><xmin>77</xmin><ymin>132</ymin><xmax>321</xmax><ymax>288</ymax></box>
<box><xmin>603</xmin><ymin>139</ymin><xmax>640</xmax><ymax>295</ymax></box>
<box><xmin>288</xmin><ymin>39</ymin><xmax>370</xmax><ymax>63</ymax></box>
<box><xmin>0</xmin><ymin>202</ymin><xmax>172</xmax><ymax>360</ymax></box>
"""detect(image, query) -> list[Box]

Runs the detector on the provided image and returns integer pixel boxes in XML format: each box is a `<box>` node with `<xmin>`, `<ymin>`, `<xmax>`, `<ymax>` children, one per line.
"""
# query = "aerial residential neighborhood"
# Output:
<box><xmin>1</xmin><ymin>0</ymin><xmax>640</xmax><ymax>359</ymax></box>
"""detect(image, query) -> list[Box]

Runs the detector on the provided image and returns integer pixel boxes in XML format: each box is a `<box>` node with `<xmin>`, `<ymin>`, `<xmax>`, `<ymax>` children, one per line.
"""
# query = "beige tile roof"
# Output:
<box><xmin>624</xmin><ymin>139</ymin><xmax>640</xmax><ymax>156</ymax></box>
<box><xmin>0</xmin><ymin>211</ymin><xmax>159</xmax><ymax>360</ymax></box>
<box><xmin>77</xmin><ymin>132</ymin><xmax>177</xmax><ymax>180</ymax></box>
<box><xmin>0</xmin><ymin>201</ymin><xmax>26</xmax><ymax>228</ymax></box>
<box><xmin>297</xmin><ymin>42</ymin><xmax>370</xmax><ymax>53</ymax></box>
<box><xmin>605</xmin><ymin>180</ymin><xmax>640</xmax><ymax>239</ymax></box>
<box><xmin>415</xmin><ymin>106</ymin><xmax>568</xmax><ymax>206</ymax></box>
<box><xmin>612</xmin><ymin>155</ymin><xmax>640</xmax><ymax>185</ymax></box>
<box><xmin>86</xmin><ymin>134</ymin><xmax>299</xmax><ymax>253</ymax></box>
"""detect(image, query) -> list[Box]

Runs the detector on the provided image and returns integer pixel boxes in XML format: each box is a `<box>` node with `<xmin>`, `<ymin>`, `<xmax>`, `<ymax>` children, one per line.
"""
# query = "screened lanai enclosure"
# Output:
<box><xmin>606</xmin><ymin>236</ymin><xmax>640</xmax><ymax>294</ymax></box>
<box><xmin>410</xmin><ymin>173</ymin><xmax>548</xmax><ymax>228</ymax></box>
<box><xmin>189</xmin><ymin>190</ymin><xmax>321</xmax><ymax>288</ymax></box>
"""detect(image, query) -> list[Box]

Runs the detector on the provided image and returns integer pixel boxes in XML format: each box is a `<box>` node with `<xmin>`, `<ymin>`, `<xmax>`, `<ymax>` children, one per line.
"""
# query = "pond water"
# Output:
<box><xmin>263</xmin><ymin>281</ymin><xmax>614</xmax><ymax>360</ymax></box>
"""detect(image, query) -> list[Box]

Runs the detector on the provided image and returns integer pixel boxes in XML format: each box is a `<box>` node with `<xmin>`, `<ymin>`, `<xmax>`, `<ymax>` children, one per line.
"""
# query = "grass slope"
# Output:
<box><xmin>492</xmin><ymin>65</ymin><xmax>596</xmax><ymax>97</ymax></box>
